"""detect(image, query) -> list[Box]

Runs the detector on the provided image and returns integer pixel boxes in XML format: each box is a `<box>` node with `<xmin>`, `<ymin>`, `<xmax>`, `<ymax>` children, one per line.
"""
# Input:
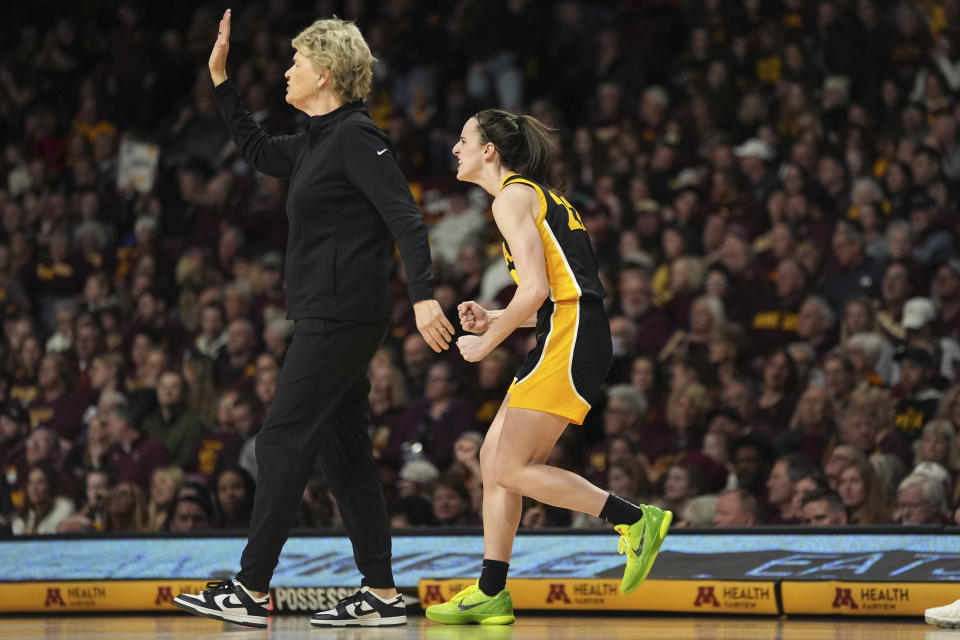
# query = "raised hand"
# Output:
<box><xmin>209</xmin><ymin>9</ymin><xmax>231</xmax><ymax>86</ymax></box>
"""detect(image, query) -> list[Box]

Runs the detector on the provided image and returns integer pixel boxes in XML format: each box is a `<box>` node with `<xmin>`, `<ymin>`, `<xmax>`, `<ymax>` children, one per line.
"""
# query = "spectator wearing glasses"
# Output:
<box><xmin>896</xmin><ymin>472</ymin><xmax>949</xmax><ymax>524</ymax></box>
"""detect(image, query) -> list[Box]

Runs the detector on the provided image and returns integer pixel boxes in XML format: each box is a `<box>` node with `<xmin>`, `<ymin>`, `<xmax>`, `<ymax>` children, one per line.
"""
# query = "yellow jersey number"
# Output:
<box><xmin>549</xmin><ymin>192</ymin><xmax>587</xmax><ymax>232</ymax></box>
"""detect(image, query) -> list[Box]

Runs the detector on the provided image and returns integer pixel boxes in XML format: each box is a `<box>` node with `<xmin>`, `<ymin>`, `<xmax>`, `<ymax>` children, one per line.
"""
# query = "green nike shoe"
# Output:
<box><xmin>615</xmin><ymin>503</ymin><xmax>672</xmax><ymax>595</ymax></box>
<box><xmin>425</xmin><ymin>581</ymin><xmax>515</xmax><ymax>625</ymax></box>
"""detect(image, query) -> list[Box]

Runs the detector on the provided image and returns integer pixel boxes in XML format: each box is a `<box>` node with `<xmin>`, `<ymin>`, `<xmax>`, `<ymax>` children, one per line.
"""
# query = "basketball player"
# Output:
<box><xmin>425</xmin><ymin>110</ymin><xmax>672</xmax><ymax>625</ymax></box>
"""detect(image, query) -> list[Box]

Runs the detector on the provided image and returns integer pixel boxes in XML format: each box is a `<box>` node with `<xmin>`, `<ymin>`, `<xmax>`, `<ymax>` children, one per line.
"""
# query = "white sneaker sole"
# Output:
<box><xmin>173</xmin><ymin>595</ymin><xmax>268</xmax><ymax>629</ymax></box>
<box><xmin>925</xmin><ymin>614</ymin><xmax>960</xmax><ymax>628</ymax></box>
<box><xmin>310</xmin><ymin>615</ymin><xmax>407</xmax><ymax>627</ymax></box>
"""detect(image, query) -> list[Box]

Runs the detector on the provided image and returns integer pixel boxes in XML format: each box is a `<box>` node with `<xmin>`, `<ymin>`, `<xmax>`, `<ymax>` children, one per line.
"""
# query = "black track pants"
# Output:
<box><xmin>236</xmin><ymin>317</ymin><xmax>393</xmax><ymax>592</ymax></box>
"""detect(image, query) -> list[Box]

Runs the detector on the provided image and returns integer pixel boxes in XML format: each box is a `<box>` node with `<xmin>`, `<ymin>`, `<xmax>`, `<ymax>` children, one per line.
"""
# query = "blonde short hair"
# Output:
<box><xmin>666</xmin><ymin>382</ymin><xmax>711</xmax><ymax>427</ymax></box>
<box><xmin>292</xmin><ymin>17</ymin><xmax>373</xmax><ymax>102</ymax></box>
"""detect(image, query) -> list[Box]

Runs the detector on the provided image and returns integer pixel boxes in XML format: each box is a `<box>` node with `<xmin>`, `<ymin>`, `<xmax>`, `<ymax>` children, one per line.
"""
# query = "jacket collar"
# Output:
<box><xmin>306</xmin><ymin>101</ymin><xmax>365</xmax><ymax>140</ymax></box>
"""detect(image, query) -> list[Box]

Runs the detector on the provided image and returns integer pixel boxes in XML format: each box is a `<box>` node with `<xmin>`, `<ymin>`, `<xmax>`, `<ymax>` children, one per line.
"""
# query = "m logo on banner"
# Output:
<box><xmin>422</xmin><ymin>585</ymin><xmax>443</xmax><ymax>605</ymax></box>
<box><xmin>155</xmin><ymin>587</ymin><xmax>174</xmax><ymax>605</ymax></box>
<box><xmin>546</xmin><ymin>584</ymin><xmax>571</xmax><ymax>604</ymax></box>
<box><xmin>832</xmin><ymin>588</ymin><xmax>859</xmax><ymax>609</ymax></box>
<box><xmin>44</xmin><ymin>588</ymin><xmax>66</xmax><ymax>607</ymax></box>
<box><xmin>694</xmin><ymin>586</ymin><xmax>721</xmax><ymax>607</ymax></box>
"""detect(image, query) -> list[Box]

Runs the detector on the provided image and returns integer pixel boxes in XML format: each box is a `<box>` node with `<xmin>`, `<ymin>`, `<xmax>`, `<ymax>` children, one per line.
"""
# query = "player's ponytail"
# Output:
<box><xmin>475</xmin><ymin>109</ymin><xmax>563</xmax><ymax>192</ymax></box>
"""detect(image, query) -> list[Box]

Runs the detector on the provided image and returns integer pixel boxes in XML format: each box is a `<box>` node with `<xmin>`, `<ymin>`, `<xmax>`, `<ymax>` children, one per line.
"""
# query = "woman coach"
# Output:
<box><xmin>174</xmin><ymin>10</ymin><xmax>453</xmax><ymax>628</ymax></box>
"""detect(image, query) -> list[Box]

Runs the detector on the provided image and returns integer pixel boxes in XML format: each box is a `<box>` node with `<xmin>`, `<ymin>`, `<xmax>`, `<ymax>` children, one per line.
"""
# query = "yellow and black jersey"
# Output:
<box><xmin>497</xmin><ymin>174</ymin><xmax>612</xmax><ymax>424</ymax></box>
<box><xmin>499</xmin><ymin>173</ymin><xmax>606</xmax><ymax>303</ymax></box>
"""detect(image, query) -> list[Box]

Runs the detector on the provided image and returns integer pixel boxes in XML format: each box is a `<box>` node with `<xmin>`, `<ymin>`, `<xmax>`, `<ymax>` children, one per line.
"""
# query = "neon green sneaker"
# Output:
<box><xmin>425</xmin><ymin>581</ymin><xmax>515</xmax><ymax>625</ymax></box>
<box><xmin>615</xmin><ymin>503</ymin><xmax>672</xmax><ymax>595</ymax></box>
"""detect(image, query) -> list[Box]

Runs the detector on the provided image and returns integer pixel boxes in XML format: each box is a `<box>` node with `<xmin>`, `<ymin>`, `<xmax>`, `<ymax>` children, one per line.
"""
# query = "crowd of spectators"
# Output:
<box><xmin>0</xmin><ymin>0</ymin><xmax>959</xmax><ymax>536</ymax></box>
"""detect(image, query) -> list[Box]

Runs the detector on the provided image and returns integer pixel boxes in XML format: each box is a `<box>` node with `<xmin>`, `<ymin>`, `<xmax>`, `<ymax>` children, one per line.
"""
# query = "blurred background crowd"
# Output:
<box><xmin>0</xmin><ymin>0</ymin><xmax>959</xmax><ymax>536</ymax></box>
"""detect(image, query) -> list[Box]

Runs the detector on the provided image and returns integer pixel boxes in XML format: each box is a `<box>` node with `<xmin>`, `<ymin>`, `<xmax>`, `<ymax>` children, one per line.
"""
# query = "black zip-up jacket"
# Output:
<box><xmin>212</xmin><ymin>80</ymin><xmax>434</xmax><ymax>321</ymax></box>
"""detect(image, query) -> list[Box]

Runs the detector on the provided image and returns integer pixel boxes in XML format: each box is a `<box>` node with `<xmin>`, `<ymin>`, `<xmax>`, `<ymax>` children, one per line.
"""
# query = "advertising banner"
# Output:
<box><xmin>418</xmin><ymin>578</ymin><xmax>779</xmax><ymax>614</ymax></box>
<box><xmin>782</xmin><ymin>581</ymin><xmax>960</xmax><ymax>616</ymax></box>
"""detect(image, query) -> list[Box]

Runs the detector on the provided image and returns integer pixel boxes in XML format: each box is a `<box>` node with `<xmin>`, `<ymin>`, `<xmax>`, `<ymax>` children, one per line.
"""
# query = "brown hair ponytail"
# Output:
<box><xmin>475</xmin><ymin>109</ymin><xmax>562</xmax><ymax>192</ymax></box>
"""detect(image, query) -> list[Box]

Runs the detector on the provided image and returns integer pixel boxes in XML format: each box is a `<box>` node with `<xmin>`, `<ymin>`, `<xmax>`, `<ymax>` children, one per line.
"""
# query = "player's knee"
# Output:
<box><xmin>493</xmin><ymin>458</ymin><xmax>522</xmax><ymax>493</ymax></box>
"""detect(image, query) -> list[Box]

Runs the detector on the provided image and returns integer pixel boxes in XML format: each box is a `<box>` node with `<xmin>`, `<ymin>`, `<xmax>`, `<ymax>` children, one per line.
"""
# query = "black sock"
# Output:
<box><xmin>478</xmin><ymin>559</ymin><xmax>509</xmax><ymax>596</ymax></box>
<box><xmin>599</xmin><ymin>492</ymin><xmax>643</xmax><ymax>525</ymax></box>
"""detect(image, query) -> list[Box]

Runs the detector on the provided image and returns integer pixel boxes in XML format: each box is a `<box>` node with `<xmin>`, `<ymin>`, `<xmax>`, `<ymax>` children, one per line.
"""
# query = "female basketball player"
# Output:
<box><xmin>425</xmin><ymin>111</ymin><xmax>672</xmax><ymax>625</ymax></box>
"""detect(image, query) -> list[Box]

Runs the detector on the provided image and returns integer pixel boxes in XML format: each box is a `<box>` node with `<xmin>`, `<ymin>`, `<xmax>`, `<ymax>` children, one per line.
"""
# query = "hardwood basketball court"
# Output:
<box><xmin>0</xmin><ymin>614</ymin><xmax>939</xmax><ymax>639</ymax></box>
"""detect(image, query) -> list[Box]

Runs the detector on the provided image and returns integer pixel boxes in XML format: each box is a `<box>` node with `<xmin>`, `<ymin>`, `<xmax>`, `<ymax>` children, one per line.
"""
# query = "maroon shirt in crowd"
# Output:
<box><xmin>664</xmin><ymin>292</ymin><xmax>695</xmax><ymax>331</ymax></box>
<box><xmin>632</xmin><ymin>307</ymin><xmax>675</xmax><ymax>358</ymax></box>
<box><xmin>385</xmin><ymin>397</ymin><xmax>475</xmax><ymax>472</ymax></box>
<box><xmin>216</xmin><ymin>354</ymin><xmax>256</xmax><ymax>394</ymax></box>
<box><xmin>185</xmin><ymin>432</ymin><xmax>244</xmax><ymax>480</ymax></box>
<box><xmin>106</xmin><ymin>432</ymin><xmax>169</xmax><ymax>494</ymax></box>
<box><xmin>19</xmin><ymin>258</ymin><xmax>88</xmax><ymax>297</ymax></box>
<box><xmin>27</xmin><ymin>389</ymin><xmax>95</xmax><ymax>441</ymax></box>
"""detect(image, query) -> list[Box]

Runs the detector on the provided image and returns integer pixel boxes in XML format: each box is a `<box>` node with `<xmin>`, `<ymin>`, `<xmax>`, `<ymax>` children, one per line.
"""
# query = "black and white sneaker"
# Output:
<box><xmin>310</xmin><ymin>586</ymin><xmax>406</xmax><ymax>627</ymax></box>
<box><xmin>173</xmin><ymin>579</ymin><xmax>270</xmax><ymax>628</ymax></box>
